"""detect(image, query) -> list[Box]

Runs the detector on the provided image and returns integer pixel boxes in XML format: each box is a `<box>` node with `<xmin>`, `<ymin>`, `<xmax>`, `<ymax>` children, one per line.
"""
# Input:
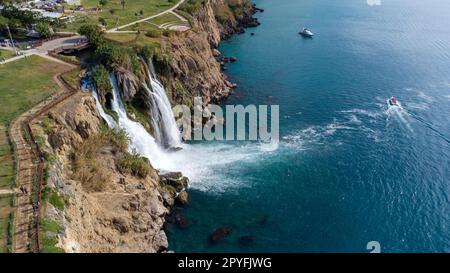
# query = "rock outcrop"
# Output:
<box><xmin>32</xmin><ymin>93</ymin><xmax>179</xmax><ymax>253</ymax></box>
<box><xmin>158</xmin><ymin>0</ymin><xmax>260</xmax><ymax>106</ymax></box>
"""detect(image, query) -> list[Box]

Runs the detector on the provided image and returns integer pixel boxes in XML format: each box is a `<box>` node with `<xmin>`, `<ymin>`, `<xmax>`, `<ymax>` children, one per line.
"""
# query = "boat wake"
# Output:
<box><xmin>386</xmin><ymin>99</ymin><xmax>414</xmax><ymax>132</ymax></box>
<box><xmin>386</xmin><ymin>96</ymin><xmax>450</xmax><ymax>145</ymax></box>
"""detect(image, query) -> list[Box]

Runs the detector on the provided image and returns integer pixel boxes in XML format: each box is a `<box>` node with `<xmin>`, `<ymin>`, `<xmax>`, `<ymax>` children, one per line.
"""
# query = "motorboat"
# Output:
<box><xmin>389</xmin><ymin>96</ymin><xmax>399</xmax><ymax>106</ymax></box>
<box><xmin>300</xmin><ymin>28</ymin><xmax>314</xmax><ymax>37</ymax></box>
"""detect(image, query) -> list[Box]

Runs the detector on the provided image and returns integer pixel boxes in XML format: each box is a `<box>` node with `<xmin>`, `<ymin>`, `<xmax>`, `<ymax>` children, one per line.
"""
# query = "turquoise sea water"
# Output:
<box><xmin>167</xmin><ymin>0</ymin><xmax>450</xmax><ymax>252</ymax></box>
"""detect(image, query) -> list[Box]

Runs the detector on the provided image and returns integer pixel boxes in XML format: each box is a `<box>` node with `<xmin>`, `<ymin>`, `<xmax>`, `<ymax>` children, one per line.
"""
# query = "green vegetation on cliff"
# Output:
<box><xmin>72</xmin><ymin>126</ymin><xmax>128</xmax><ymax>192</ymax></box>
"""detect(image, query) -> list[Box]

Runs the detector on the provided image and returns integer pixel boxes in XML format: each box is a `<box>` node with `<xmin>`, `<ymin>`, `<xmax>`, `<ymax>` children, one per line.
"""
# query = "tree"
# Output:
<box><xmin>35</xmin><ymin>21</ymin><xmax>52</xmax><ymax>38</ymax></box>
<box><xmin>121</xmin><ymin>0</ymin><xmax>126</xmax><ymax>10</ymax></box>
<box><xmin>78</xmin><ymin>24</ymin><xmax>105</xmax><ymax>47</ymax></box>
<box><xmin>99</xmin><ymin>0</ymin><xmax>108</xmax><ymax>6</ymax></box>
<box><xmin>91</xmin><ymin>64</ymin><xmax>112</xmax><ymax>106</ymax></box>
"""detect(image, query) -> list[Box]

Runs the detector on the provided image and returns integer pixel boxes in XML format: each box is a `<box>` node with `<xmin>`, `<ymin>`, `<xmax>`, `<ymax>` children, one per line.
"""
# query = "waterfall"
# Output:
<box><xmin>91</xmin><ymin>68</ymin><xmax>267</xmax><ymax>192</ymax></box>
<box><xmin>92</xmin><ymin>73</ymin><xmax>176</xmax><ymax>170</ymax></box>
<box><xmin>144</xmin><ymin>60</ymin><xmax>182</xmax><ymax>149</ymax></box>
<box><xmin>92</xmin><ymin>90</ymin><xmax>117</xmax><ymax>128</ymax></box>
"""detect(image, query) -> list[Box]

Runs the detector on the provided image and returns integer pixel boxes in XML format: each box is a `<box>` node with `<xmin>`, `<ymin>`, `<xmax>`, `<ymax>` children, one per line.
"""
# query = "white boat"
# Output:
<box><xmin>300</xmin><ymin>28</ymin><xmax>314</xmax><ymax>37</ymax></box>
<box><xmin>388</xmin><ymin>96</ymin><xmax>399</xmax><ymax>107</ymax></box>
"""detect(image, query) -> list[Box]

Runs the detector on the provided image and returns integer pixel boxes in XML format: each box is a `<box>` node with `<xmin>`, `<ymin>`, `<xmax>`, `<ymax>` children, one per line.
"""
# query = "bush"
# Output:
<box><xmin>117</xmin><ymin>153</ymin><xmax>151</xmax><ymax>178</ymax></box>
<box><xmin>35</xmin><ymin>21</ymin><xmax>53</xmax><ymax>38</ymax></box>
<box><xmin>78</xmin><ymin>24</ymin><xmax>105</xmax><ymax>47</ymax></box>
<box><xmin>95</xmin><ymin>42</ymin><xmax>140</xmax><ymax>73</ymax></box>
<box><xmin>49</xmin><ymin>190</ymin><xmax>65</xmax><ymax>211</ymax></box>
<box><xmin>72</xmin><ymin>127</ymin><xmax>129</xmax><ymax>191</ymax></box>
<box><xmin>91</xmin><ymin>64</ymin><xmax>112</xmax><ymax>105</ymax></box>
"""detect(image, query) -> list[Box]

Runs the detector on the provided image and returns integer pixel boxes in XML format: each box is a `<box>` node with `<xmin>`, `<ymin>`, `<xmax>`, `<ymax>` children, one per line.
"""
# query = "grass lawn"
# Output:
<box><xmin>0</xmin><ymin>55</ymin><xmax>68</xmax><ymax>125</ymax></box>
<box><xmin>0</xmin><ymin>194</ymin><xmax>13</xmax><ymax>253</ymax></box>
<box><xmin>105</xmin><ymin>32</ymin><xmax>161</xmax><ymax>48</ymax></box>
<box><xmin>0</xmin><ymin>56</ymin><xmax>69</xmax><ymax>252</ymax></box>
<box><xmin>61</xmin><ymin>68</ymin><xmax>83</xmax><ymax>90</ymax></box>
<box><xmin>0</xmin><ymin>127</ymin><xmax>14</xmax><ymax>191</ymax></box>
<box><xmin>120</xmin><ymin>12</ymin><xmax>182</xmax><ymax>32</ymax></box>
<box><xmin>60</xmin><ymin>0</ymin><xmax>178</xmax><ymax>32</ymax></box>
<box><xmin>0</xmin><ymin>49</ymin><xmax>16</xmax><ymax>62</ymax></box>
<box><xmin>147</xmin><ymin>12</ymin><xmax>181</xmax><ymax>26</ymax></box>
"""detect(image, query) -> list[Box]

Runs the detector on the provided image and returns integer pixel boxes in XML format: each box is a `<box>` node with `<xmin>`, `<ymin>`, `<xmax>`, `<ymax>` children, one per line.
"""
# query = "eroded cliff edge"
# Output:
<box><xmin>32</xmin><ymin>93</ymin><xmax>189</xmax><ymax>252</ymax></box>
<box><xmin>158</xmin><ymin>0</ymin><xmax>260</xmax><ymax>105</ymax></box>
<box><xmin>34</xmin><ymin>0</ymin><xmax>260</xmax><ymax>252</ymax></box>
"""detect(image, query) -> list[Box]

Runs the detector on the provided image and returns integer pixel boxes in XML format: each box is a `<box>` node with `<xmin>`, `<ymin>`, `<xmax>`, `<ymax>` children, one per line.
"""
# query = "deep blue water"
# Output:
<box><xmin>167</xmin><ymin>0</ymin><xmax>450</xmax><ymax>252</ymax></box>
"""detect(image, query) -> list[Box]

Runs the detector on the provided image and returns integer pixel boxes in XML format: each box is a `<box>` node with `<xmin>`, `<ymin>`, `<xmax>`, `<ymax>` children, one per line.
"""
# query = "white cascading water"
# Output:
<box><xmin>92</xmin><ymin>90</ymin><xmax>117</xmax><ymax>128</ymax></box>
<box><xmin>92</xmin><ymin>64</ymin><xmax>269</xmax><ymax>192</ymax></box>
<box><xmin>106</xmin><ymin>74</ymin><xmax>173</xmax><ymax>170</ymax></box>
<box><xmin>145</xmin><ymin>61</ymin><xmax>182</xmax><ymax>148</ymax></box>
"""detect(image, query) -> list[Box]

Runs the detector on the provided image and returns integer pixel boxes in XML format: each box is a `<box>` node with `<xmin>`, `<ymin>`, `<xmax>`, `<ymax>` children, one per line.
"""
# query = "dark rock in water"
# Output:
<box><xmin>168</xmin><ymin>146</ymin><xmax>183</xmax><ymax>152</ymax></box>
<box><xmin>230</xmin><ymin>56</ymin><xmax>237</xmax><ymax>63</ymax></box>
<box><xmin>174</xmin><ymin>214</ymin><xmax>190</xmax><ymax>229</ymax></box>
<box><xmin>176</xmin><ymin>191</ymin><xmax>189</xmax><ymax>205</ymax></box>
<box><xmin>238</xmin><ymin>235</ymin><xmax>255</xmax><ymax>246</ymax></box>
<box><xmin>212</xmin><ymin>48</ymin><xmax>221</xmax><ymax>57</ymax></box>
<box><xmin>254</xmin><ymin>7</ymin><xmax>265</xmax><ymax>13</ymax></box>
<box><xmin>160</xmin><ymin>185</ymin><xmax>176</xmax><ymax>207</ymax></box>
<box><xmin>160</xmin><ymin>171</ymin><xmax>183</xmax><ymax>180</ymax></box>
<box><xmin>251</xmin><ymin>33</ymin><xmax>255</xmax><ymax>36</ymax></box>
<box><xmin>160</xmin><ymin>173</ymin><xmax>189</xmax><ymax>192</ymax></box>
<box><xmin>257</xmin><ymin>215</ymin><xmax>269</xmax><ymax>225</ymax></box>
<box><xmin>209</xmin><ymin>226</ymin><xmax>233</xmax><ymax>243</ymax></box>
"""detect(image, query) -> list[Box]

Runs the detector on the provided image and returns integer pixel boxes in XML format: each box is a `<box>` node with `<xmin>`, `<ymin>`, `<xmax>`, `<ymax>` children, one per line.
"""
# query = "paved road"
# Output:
<box><xmin>107</xmin><ymin>0</ymin><xmax>187</xmax><ymax>32</ymax></box>
<box><xmin>0</xmin><ymin>36</ymin><xmax>84</xmax><ymax>65</ymax></box>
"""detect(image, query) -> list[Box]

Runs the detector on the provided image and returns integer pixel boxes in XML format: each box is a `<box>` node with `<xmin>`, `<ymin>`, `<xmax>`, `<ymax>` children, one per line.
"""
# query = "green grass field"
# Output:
<box><xmin>0</xmin><ymin>194</ymin><xmax>13</xmax><ymax>253</ymax></box>
<box><xmin>0</xmin><ymin>56</ymin><xmax>66</xmax><ymax>125</ymax></box>
<box><xmin>0</xmin><ymin>49</ymin><xmax>15</xmax><ymax>61</ymax></box>
<box><xmin>61</xmin><ymin>0</ymin><xmax>178</xmax><ymax>32</ymax></box>
<box><xmin>0</xmin><ymin>55</ymin><xmax>68</xmax><ymax>252</ymax></box>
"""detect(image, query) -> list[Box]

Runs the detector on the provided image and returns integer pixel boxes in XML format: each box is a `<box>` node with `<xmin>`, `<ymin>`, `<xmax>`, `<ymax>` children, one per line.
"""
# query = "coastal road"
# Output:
<box><xmin>107</xmin><ymin>0</ymin><xmax>187</xmax><ymax>32</ymax></box>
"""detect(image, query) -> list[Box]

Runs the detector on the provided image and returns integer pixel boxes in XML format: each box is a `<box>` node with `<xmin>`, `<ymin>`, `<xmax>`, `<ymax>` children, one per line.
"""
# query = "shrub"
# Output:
<box><xmin>72</xmin><ymin>127</ymin><xmax>129</xmax><ymax>191</ymax></box>
<box><xmin>49</xmin><ymin>190</ymin><xmax>65</xmax><ymax>211</ymax></box>
<box><xmin>117</xmin><ymin>153</ymin><xmax>151</xmax><ymax>178</ymax></box>
<box><xmin>78</xmin><ymin>24</ymin><xmax>105</xmax><ymax>47</ymax></box>
<box><xmin>91</xmin><ymin>64</ymin><xmax>112</xmax><ymax>105</ymax></box>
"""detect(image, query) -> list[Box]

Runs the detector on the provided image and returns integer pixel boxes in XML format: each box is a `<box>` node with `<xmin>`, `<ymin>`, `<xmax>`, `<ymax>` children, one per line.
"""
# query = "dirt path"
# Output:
<box><xmin>10</xmin><ymin>65</ymin><xmax>78</xmax><ymax>253</ymax></box>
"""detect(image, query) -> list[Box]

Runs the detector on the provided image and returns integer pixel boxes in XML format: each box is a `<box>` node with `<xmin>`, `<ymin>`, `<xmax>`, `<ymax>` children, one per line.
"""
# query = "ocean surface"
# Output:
<box><xmin>167</xmin><ymin>0</ymin><xmax>450</xmax><ymax>252</ymax></box>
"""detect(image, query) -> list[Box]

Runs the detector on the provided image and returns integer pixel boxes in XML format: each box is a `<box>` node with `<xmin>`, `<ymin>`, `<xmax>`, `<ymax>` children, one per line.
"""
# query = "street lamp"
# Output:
<box><xmin>6</xmin><ymin>25</ymin><xmax>18</xmax><ymax>56</ymax></box>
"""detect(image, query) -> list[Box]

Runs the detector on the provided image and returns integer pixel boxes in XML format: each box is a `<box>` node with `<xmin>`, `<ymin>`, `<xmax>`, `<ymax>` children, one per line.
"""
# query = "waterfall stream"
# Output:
<box><xmin>145</xmin><ymin>61</ymin><xmax>182</xmax><ymax>149</ymax></box>
<box><xmin>91</xmin><ymin>61</ymin><xmax>265</xmax><ymax>191</ymax></box>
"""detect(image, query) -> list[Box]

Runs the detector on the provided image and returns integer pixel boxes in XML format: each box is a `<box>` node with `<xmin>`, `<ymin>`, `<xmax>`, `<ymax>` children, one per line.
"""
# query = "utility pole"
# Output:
<box><xmin>6</xmin><ymin>25</ymin><xmax>18</xmax><ymax>56</ymax></box>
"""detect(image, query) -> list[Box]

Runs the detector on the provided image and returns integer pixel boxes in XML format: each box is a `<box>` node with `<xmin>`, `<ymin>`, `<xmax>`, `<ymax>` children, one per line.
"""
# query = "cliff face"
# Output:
<box><xmin>32</xmin><ymin>93</ymin><xmax>178</xmax><ymax>253</ymax></box>
<box><xmin>159</xmin><ymin>0</ymin><xmax>259</xmax><ymax>106</ymax></box>
<box><xmin>31</xmin><ymin>0</ymin><xmax>260</xmax><ymax>253</ymax></box>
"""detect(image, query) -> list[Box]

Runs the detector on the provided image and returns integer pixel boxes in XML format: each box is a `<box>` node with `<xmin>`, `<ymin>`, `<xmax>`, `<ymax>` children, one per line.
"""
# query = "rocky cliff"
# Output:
<box><xmin>31</xmin><ymin>0</ymin><xmax>260</xmax><ymax>253</ymax></box>
<box><xmin>32</xmin><ymin>92</ymin><xmax>186</xmax><ymax>253</ymax></box>
<box><xmin>158</xmin><ymin>0</ymin><xmax>260</xmax><ymax>106</ymax></box>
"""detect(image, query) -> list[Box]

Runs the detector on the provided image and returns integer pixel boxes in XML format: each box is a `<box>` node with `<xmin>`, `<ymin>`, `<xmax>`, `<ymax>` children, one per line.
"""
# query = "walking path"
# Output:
<box><xmin>0</xmin><ymin>189</ymin><xmax>15</xmax><ymax>196</ymax></box>
<box><xmin>9</xmin><ymin>63</ymin><xmax>77</xmax><ymax>253</ymax></box>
